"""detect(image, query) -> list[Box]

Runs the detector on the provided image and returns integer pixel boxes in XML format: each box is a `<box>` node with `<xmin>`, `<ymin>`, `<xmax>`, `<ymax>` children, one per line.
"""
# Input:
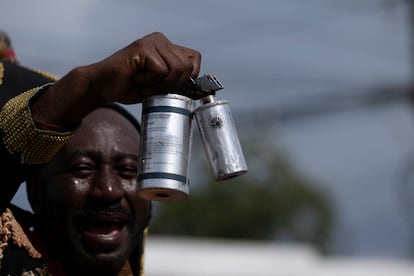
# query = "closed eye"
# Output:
<box><xmin>116</xmin><ymin>165</ymin><xmax>138</xmax><ymax>179</ymax></box>
<box><xmin>69</xmin><ymin>164</ymin><xmax>95</xmax><ymax>178</ymax></box>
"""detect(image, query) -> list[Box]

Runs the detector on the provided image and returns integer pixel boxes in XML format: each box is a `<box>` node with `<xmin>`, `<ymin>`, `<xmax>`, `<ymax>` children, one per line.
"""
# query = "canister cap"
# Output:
<box><xmin>181</xmin><ymin>74</ymin><xmax>224</xmax><ymax>100</ymax></box>
<box><xmin>138</xmin><ymin>187</ymin><xmax>189</xmax><ymax>201</ymax></box>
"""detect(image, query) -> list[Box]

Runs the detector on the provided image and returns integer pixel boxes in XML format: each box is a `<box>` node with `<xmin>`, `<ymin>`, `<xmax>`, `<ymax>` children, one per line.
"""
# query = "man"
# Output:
<box><xmin>3</xmin><ymin>105</ymin><xmax>150</xmax><ymax>275</ymax></box>
<box><xmin>0</xmin><ymin>30</ymin><xmax>201</xmax><ymax>275</ymax></box>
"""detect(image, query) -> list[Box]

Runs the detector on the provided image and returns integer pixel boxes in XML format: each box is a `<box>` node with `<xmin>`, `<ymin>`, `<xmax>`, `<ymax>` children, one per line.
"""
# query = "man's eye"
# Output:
<box><xmin>70</xmin><ymin>165</ymin><xmax>94</xmax><ymax>177</ymax></box>
<box><xmin>117</xmin><ymin>166</ymin><xmax>138</xmax><ymax>179</ymax></box>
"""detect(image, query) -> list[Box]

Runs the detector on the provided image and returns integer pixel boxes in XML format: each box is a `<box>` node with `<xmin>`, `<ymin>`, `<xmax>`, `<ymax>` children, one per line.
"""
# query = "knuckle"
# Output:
<box><xmin>175</xmin><ymin>62</ymin><xmax>188</xmax><ymax>73</ymax></box>
<box><xmin>193</xmin><ymin>50</ymin><xmax>201</xmax><ymax>60</ymax></box>
<box><xmin>151</xmin><ymin>31</ymin><xmax>164</xmax><ymax>37</ymax></box>
<box><xmin>129</xmin><ymin>39</ymin><xmax>144</xmax><ymax>51</ymax></box>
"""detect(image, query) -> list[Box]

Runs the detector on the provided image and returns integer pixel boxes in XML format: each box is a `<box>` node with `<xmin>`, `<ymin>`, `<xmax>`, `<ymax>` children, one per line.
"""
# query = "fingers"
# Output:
<box><xmin>133</xmin><ymin>32</ymin><xmax>201</xmax><ymax>94</ymax></box>
<box><xmin>88</xmin><ymin>32</ymin><xmax>202</xmax><ymax>105</ymax></box>
<box><xmin>177</xmin><ymin>45</ymin><xmax>201</xmax><ymax>79</ymax></box>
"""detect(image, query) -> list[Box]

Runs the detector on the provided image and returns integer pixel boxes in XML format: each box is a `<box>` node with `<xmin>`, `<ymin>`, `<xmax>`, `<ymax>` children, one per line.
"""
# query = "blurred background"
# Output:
<box><xmin>3</xmin><ymin>0</ymin><xmax>414</xmax><ymax>274</ymax></box>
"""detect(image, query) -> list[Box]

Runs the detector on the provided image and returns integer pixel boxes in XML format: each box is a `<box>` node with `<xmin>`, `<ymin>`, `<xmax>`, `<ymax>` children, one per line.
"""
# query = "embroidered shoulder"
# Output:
<box><xmin>0</xmin><ymin>208</ymin><xmax>41</xmax><ymax>263</ymax></box>
<box><xmin>0</xmin><ymin>61</ymin><xmax>57</xmax><ymax>89</ymax></box>
<box><xmin>29</xmin><ymin>68</ymin><xmax>58</xmax><ymax>82</ymax></box>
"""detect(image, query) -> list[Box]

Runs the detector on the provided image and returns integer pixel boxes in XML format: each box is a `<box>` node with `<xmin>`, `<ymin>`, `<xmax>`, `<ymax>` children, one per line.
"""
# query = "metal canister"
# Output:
<box><xmin>193</xmin><ymin>95</ymin><xmax>248</xmax><ymax>180</ymax></box>
<box><xmin>137</xmin><ymin>94</ymin><xmax>194</xmax><ymax>201</ymax></box>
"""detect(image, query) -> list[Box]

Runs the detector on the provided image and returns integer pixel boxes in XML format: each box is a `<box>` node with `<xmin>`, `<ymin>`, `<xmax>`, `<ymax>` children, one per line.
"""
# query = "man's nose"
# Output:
<box><xmin>90</xmin><ymin>166</ymin><xmax>124</xmax><ymax>201</ymax></box>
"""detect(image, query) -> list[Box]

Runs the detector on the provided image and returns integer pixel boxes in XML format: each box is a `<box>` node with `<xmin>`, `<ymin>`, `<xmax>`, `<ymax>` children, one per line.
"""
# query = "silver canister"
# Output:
<box><xmin>137</xmin><ymin>94</ymin><xmax>195</xmax><ymax>201</ymax></box>
<box><xmin>194</xmin><ymin>96</ymin><xmax>248</xmax><ymax>180</ymax></box>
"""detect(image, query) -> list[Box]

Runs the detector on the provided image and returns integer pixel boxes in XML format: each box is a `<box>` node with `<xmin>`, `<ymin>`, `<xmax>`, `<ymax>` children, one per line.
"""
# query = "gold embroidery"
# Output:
<box><xmin>120</xmin><ymin>261</ymin><xmax>133</xmax><ymax>276</ymax></box>
<box><xmin>0</xmin><ymin>85</ymin><xmax>76</xmax><ymax>164</ymax></box>
<box><xmin>0</xmin><ymin>208</ymin><xmax>42</xmax><ymax>266</ymax></box>
<box><xmin>21</xmin><ymin>266</ymin><xmax>49</xmax><ymax>276</ymax></box>
<box><xmin>0</xmin><ymin>208</ymin><xmax>12</xmax><ymax>263</ymax></box>
<box><xmin>29</xmin><ymin>68</ymin><xmax>58</xmax><ymax>82</ymax></box>
<box><xmin>140</xmin><ymin>228</ymin><xmax>148</xmax><ymax>276</ymax></box>
<box><xmin>0</xmin><ymin>61</ymin><xmax>57</xmax><ymax>90</ymax></box>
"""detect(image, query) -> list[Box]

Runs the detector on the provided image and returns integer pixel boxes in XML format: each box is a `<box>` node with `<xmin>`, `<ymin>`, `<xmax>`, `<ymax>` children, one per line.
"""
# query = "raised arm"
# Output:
<box><xmin>0</xmin><ymin>31</ymin><xmax>201</xmax><ymax>212</ymax></box>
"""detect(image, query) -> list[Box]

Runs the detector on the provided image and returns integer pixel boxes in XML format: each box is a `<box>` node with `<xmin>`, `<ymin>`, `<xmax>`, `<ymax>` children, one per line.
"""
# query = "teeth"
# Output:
<box><xmin>83</xmin><ymin>220</ymin><xmax>124</xmax><ymax>235</ymax></box>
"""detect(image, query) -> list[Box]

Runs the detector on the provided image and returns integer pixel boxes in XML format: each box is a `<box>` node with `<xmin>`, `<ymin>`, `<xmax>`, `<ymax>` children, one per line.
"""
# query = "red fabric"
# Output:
<box><xmin>4</xmin><ymin>48</ymin><xmax>17</xmax><ymax>62</ymax></box>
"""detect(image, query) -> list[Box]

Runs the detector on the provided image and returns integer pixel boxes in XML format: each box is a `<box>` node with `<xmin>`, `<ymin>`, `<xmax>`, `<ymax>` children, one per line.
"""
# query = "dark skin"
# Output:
<box><xmin>31</xmin><ymin>32</ymin><xmax>201</xmax><ymax>129</ymax></box>
<box><xmin>2</xmin><ymin>31</ymin><xmax>200</xmax><ymax>274</ymax></box>
<box><xmin>27</xmin><ymin>108</ymin><xmax>150</xmax><ymax>275</ymax></box>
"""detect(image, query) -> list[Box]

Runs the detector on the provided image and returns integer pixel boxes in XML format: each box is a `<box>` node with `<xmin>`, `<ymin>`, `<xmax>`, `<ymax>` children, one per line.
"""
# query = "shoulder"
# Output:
<box><xmin>0</xmin><ymin>207</ymin><xmax>49</xmax><ymax>275</ymax></box>
<box><xmin>0</xmin><ymin>60</ymin><xmax>57</xmax><ymax>110</ymax></box>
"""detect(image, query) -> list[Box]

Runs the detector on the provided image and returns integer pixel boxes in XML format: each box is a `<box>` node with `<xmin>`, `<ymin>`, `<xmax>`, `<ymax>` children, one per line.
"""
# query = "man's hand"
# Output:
<box><xmin>31</xmin><ymin>32</ymin><xmax>201</xmax><ymax>128</ymax></box>
<box><xmin>86</xmin><ymin>32</ymin><xmax>201</xmax><ymax>104</ymax></box>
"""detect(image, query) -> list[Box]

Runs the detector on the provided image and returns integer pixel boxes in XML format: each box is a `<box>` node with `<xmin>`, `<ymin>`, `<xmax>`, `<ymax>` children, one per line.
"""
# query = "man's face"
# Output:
<box><xmin>28</xmin><ymin>108</ymin><xmax>150</xmax><ymax>274</ymax></box>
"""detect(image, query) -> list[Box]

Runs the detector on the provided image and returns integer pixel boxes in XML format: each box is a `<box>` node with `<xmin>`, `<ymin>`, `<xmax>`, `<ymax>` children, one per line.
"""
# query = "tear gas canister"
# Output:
<box><xmin>194</xmin><ymin>95</ymin><xmax>248</xmax><ymax>180</ymax></box>
<box><xmin>137</xmin><ymin>94</ymin><xmax>194</xmax><ymax>201</ymax></box>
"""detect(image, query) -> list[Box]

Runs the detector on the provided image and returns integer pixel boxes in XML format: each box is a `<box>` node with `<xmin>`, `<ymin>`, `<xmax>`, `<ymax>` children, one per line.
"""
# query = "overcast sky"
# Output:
<box><xmin>2</xmin><ymin>0</ymin><xmax>414</xmax><ymax>258</ymax></box>
<box><xmin>2</xmin><ymin>0</ymin><xmax>411</xmax><ymax>112</ymax></box>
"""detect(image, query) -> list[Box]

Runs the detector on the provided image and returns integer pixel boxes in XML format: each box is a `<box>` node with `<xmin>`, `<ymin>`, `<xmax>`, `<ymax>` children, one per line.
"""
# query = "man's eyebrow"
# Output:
<box><xmin>68</xmin><ymin>150</ymin><xmax>98</xmax><ymax>159</ymax></box>
<box><xmin>114</xmin><ymin>153</ymin><xmax>139</xmax><ymax>162</ymax></box>
<box><xmin>68</xmin><ymin>150</ymin><xmax>138</xmax><ymax>161</ymax></box>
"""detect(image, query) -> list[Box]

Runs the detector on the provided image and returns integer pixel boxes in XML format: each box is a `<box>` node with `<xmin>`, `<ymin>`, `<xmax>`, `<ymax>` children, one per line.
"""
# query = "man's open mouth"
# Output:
<box><xmin>83</xmin><ymin>217</ymin><xmax>125</xmax><ymax>235</ymax></box>
<box><xmin>77</xmin><ymin>213</ymin><xmax>130</xmax><ymax>252</ymax></box>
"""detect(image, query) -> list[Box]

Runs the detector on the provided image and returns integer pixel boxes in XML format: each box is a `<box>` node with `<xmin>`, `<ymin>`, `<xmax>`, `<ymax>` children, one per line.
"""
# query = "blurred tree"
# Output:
<box><xmin>149</xmin><ymin>134</ymin><xmax>335</xmax><ymax>252</ymax></box>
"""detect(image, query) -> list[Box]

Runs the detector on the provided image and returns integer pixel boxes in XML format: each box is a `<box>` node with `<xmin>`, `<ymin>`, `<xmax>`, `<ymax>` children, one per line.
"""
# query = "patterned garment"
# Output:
<box><xmin>0</xmin><ymin>206</ymin><xmax>136</xmax><ymax>276</ymax></box>
<box><xmin>0</xmin><ymin>31</ymin><xmax>143</xmax><ymax>276</ymax></box>
<box><xmin>0</xmin><ymin>207</ymin><xmax>50</xmax><ymax>275</ymax></box>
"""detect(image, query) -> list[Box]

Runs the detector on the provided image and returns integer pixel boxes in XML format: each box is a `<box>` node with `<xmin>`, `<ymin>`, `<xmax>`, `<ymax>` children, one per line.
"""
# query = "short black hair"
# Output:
<box><xmin>102</xmin><ymin>103</ymin><xmax>141</xmax><ymax>133</ymax></box>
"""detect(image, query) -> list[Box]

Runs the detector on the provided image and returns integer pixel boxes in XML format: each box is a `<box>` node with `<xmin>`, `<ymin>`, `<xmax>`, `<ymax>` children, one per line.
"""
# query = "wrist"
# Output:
<box><xmin>0</xmin><ymin>85</ymin><xmax>77</xmax><ymax>164</ymax></box>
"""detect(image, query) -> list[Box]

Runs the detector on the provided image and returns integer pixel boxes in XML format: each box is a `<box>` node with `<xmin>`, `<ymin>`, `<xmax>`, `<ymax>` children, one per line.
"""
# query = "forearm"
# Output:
<box><xmin>0</xmin><ymin>85</ymin><xmax>77</xmax><ymax>164</ymax></box>
<box><xmin>30</xmin><ymin>66</ymin><xmax>104</xmax><ymax>130</ymax></box>
<box><xmin>0</xmin><ymin>83</ymin><xmax>80</xmax><ymax>212</ymax></box>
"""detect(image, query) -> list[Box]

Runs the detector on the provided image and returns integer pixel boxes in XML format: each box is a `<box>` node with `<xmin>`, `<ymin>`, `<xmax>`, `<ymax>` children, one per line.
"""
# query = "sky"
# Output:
<box><xmin>2</xmin><ymin>0</ymin><xmax>414</xmax><ymax>258</ymax></box>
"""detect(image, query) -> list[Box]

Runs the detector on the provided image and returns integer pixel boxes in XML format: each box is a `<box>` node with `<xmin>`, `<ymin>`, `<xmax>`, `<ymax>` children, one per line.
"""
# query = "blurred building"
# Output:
<box><xmin>144</xmin><ymin>236</ymin><xmax>414</xmax><ymax>276</ymax></box>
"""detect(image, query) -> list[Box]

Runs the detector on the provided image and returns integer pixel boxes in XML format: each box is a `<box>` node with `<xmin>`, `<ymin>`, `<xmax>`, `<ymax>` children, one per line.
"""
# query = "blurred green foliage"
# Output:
<box><xmin>149</xmin><ymin>135</ymin><xmax>335</xmax><ymax>252</ymax></box>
